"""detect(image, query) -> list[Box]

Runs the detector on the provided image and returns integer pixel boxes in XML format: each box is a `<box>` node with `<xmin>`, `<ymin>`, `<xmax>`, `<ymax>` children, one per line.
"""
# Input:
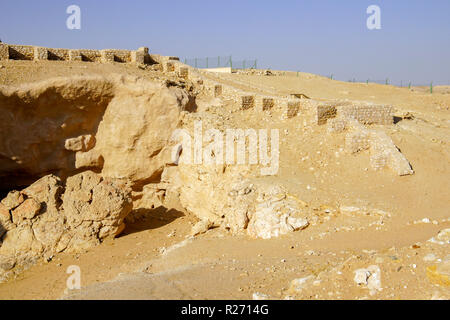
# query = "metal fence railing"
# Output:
<box><xmin>340</xmin><ymin>78</ymin><xmax>435</xmax><ymax>92</ymax></box>
<box><xmin>183</xmin><ymin>56</ymin><xmax>257</xmax><ymax>69</ymax></box>
<box><xmin>320</xmin><ymin>74</ymin><xmax>438</xmax><ymax>92</ymax></box>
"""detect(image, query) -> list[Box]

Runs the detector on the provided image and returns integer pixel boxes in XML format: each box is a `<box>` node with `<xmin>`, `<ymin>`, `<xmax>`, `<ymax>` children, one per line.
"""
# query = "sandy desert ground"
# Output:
<box><xmin>0</xmin><ymin>57</ymin><xmax>448</xmax><ymax>300</ymax></box>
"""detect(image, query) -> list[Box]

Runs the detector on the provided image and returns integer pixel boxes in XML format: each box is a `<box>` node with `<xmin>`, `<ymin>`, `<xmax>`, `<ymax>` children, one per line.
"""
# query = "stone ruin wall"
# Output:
<box><xmin>338</xmin><ymin>104</ymin><xmax>394</xmax><ymax>125</ymax></box>
<box><xmin>0</xmin><ymin>43</ymin><xmax>150</xmax><ymax>65</ymax></box>
<box><xmin>0</xmin><ymin>42</ymin><xmax>396</xmax><ymax>127</ymax></box>
<box><xmin>186</xmin><ymin>71</ymin><xmax>395</xmax><ymax>126</ymax></box>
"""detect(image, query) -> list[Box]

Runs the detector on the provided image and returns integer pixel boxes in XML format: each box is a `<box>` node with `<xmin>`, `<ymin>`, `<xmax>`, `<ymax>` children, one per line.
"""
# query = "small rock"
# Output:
<box><xmin>423</xmin><ymin>253</ymin><xmax>436</xmax><ymax>262</ymax></box>
<box><xmin>1</xmin><ymin>191</ymin><xmax>25</xmax><ymax>210</ymax></box>
<box><xmin>288</xmin><ymin>276</ymin><xmax>314</xmax><ymax>293</ymax></box>
<box><xmin>252</xmin><ymin>292</ymin><xmax>269</xmax><ymax>300</ymax></box>
<box><xmin>436</xmin><ymin>229</ymin><xmax>450</xmax><ymax>242</ymax></box>
<box><xmin>354</xmin><ymin>265</ymin><xmax>382</xmax><ymax>295</ymax></box>
<box><xmin>11</xmin><ymin>198</ymin><xmax>41</xmax><ymax>223</ymax></box>
<box><xmin>0</xmin><ymin>256</ymin><xmax>16</xmax><ymax>271</ymax></box>
<box><xmin>190</xmin><ymin>220</ymin><xmax>214</xmax><ymax>236</ymax></box>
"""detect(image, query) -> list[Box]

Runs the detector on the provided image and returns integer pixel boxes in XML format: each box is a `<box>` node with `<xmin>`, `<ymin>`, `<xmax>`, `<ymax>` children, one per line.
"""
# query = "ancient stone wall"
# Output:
<box><xmin>0</xmin><ymin>43</ymin><xmax>148</xmax><ymax>65</ymax></box>
<box><xmin>159</xmin><ymin>60</ymin><xmax>395</xmax><ymax>128</ymax></box>
<box><xmin>317</xmin><ymin>105</ymin><xmax>337</xmax><ymax>125</ymax></box>
<box><xmin>338</xmin><ymin>104</ymin><xmax>394</xmax><ymax>125</ymax></box>
<box><xmin>241</xmin><ymin>96</ymin><xmax>255</xmax><ymax>110</ymax></box>
<box><xmin>8</xmin><ymin>45</ymin><xmax>34</xmax><ymax>60</ymax></box>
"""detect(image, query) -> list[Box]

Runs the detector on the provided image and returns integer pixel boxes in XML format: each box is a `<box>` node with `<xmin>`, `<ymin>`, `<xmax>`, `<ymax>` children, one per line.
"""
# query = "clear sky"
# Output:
<box><xmin>1</xmin><ymin>0</ymin><xmax>449</xmax><ymax>84</ymax></box>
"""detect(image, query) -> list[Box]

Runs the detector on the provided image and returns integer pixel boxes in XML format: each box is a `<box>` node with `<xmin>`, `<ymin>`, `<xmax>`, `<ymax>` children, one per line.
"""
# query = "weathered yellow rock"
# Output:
<box><xmin>11</xmin><ymin>198</ymin><xmax>41</xmax><ymax>223</ymax></box>
<box><xmin>0</xmin><ymin>75</ymin><xmax>193</xmax><ymax>192</ymax></box>
<box><xmin>426</xmin><ymin>265</ymin><xmax>450</xmax><ymax>287</ymax></box>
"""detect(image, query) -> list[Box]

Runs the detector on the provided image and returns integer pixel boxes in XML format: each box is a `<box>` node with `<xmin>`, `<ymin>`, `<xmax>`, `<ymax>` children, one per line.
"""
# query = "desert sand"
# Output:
<box><xmin>0</xmin><ymin>49</ymin><xmax>448</xmax><ymax>300</ymax></box>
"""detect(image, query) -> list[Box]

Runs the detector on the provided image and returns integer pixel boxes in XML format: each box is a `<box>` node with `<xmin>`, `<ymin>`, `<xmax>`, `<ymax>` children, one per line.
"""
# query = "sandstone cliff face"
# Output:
<box><xmin>92</xmin><ymin>77</ymin><xmax>191</xmax><ymax>186</ymax></box>
<box><xmin>0</xmin><ymin>75</ymin><xmax>192</xmax><ymax>193</ymax></box>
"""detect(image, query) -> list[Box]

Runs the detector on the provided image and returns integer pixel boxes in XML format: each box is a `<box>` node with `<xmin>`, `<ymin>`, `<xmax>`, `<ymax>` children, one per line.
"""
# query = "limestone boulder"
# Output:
<box><xmin>0</xmin><ymin>171</ymin><xmax>132</xmax><ymax>276</ymax></box>
<box><xmin>172</xmin><ymin>161</ymin><xmax>309</xmax><ymax>239</ymax></box>
<box><xmin>92</xmin><ymin>77</ymin><xmax>192</xmax><ymax>186</ymax></box>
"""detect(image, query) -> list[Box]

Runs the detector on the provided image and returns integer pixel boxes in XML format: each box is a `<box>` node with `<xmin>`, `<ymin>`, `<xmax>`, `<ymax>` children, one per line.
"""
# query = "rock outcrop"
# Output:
<box><xmin>160</xmin><ymin>161</ymin><xmax>309</xmax><ymax>239</ymax></box>
<box><xmin>332</xmin><ymin>118</ymin><xmax>414</xmax><ymax>175</ymax></box>
<box><xmin>0</xmin><ymin>75</ymin><xmax>194</xmax><ymax>193</ymax></box>
<box><xmin>0</xmin><ymin>171</ymin><xmax>132</xmax><ymax>277</ymax></box>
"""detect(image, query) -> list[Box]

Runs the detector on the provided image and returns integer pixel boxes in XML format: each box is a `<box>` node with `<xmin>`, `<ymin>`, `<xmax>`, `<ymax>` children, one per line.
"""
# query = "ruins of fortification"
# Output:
<box><xmin>0</xmin><ymin>42</ymin><xmax>416</xmax><ymax>281</ymax></box>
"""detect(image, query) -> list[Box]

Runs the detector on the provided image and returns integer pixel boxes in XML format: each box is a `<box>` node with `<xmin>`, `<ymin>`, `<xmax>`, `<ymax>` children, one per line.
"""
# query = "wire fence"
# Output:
<box><xmin>336</xmin><ymin>77</ymin><xmax>436</xmax><ymax>92</ymax></box>
<box><xmin>298</xmin><ymin>72</ymin><xmax>438</xmax><ymax>92</ymax></box>
<box><xmin>181</xmin><ymin>57</ymin><xmax>442</xmax><ymax>93</ymax></box>
<box><xmin>183</xmin><ymin>56</ymin><xmax>257</xmax><ymax>69</ymax></box>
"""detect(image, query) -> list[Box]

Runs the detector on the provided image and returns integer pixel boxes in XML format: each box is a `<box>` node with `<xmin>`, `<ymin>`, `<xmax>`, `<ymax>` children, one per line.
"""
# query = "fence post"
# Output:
<box><xmin>430</xmin><ymin>82</ymin><xmax>433</xmax><ymax>94</ymax></box>
<box><xmin>386</xmin><ymin>78</ymin><xmax>389</xmax><ymax>85</ymax></box>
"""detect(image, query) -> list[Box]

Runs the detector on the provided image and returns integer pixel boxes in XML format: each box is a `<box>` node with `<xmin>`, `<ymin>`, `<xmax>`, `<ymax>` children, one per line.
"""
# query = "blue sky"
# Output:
<box><xmin>1</xmin><ymin>0</ymin><xmax>449</xmax><ymax>84</ymax></box>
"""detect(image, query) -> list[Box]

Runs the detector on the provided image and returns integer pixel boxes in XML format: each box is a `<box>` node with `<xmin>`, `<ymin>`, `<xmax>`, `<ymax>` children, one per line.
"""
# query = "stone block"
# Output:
<box><xmin>166</xmin><ymin>62</ymin><xmax>175</xmax><ymax>72</ymax></box>
<box><xmin>8</xmin><ymin>45</ymin><xmax>34</xmax><ymax>60</ymax></box>
<box><xmin>317</xmin><ymin>105</ymin><xmax>337</xmax><ymax>125</ymax></box>
<box><xmin>241</xmin><ymin>96</ymin><xmax>255</xmax><ymax>110</ymax></box>
<box><xmin>100</xmin><ymin>49</ymin><xmax>114</xmax><ymax>63</ymax></box>
<box><xmin>262</xmin><ymin>98</ymin><xmax>274</xmax><ymax>111</ymax></box>
<box><xmin>131</xmin><ymin>50</ymin><xmax>145</xmax><ymax>64</ymax></box>
<box><xmin>0</xmin><ymin>43</ymin><xmax>9</xmax><ymax>60</ymax></box>
<box><xmin>340</xmin><ymin>105</ymin><xmax>394</xmax><ymax>125</ymax></box>
<box><xmin>33</xmin><ymin>46</ymin><xmax>48</xmax><ymax>61</ymax></box>
<box><xmin>214</xmin><ymin>85</ymin><xmax>222</xmax><ymax>97</ymax></box>
<box><xmin>68</xmin><ymin>50</ymin><xmax>82</xmax><ymax>61</ymax></box>
<box><xmin>179</xmin><ymin>67</ymin><xmax>189</xmax><ymax>79</ymax></box>
<box><xmin>287</xmin><ymin>101</ymin><xmax>301</xmax><ymax>118</ymax></box>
